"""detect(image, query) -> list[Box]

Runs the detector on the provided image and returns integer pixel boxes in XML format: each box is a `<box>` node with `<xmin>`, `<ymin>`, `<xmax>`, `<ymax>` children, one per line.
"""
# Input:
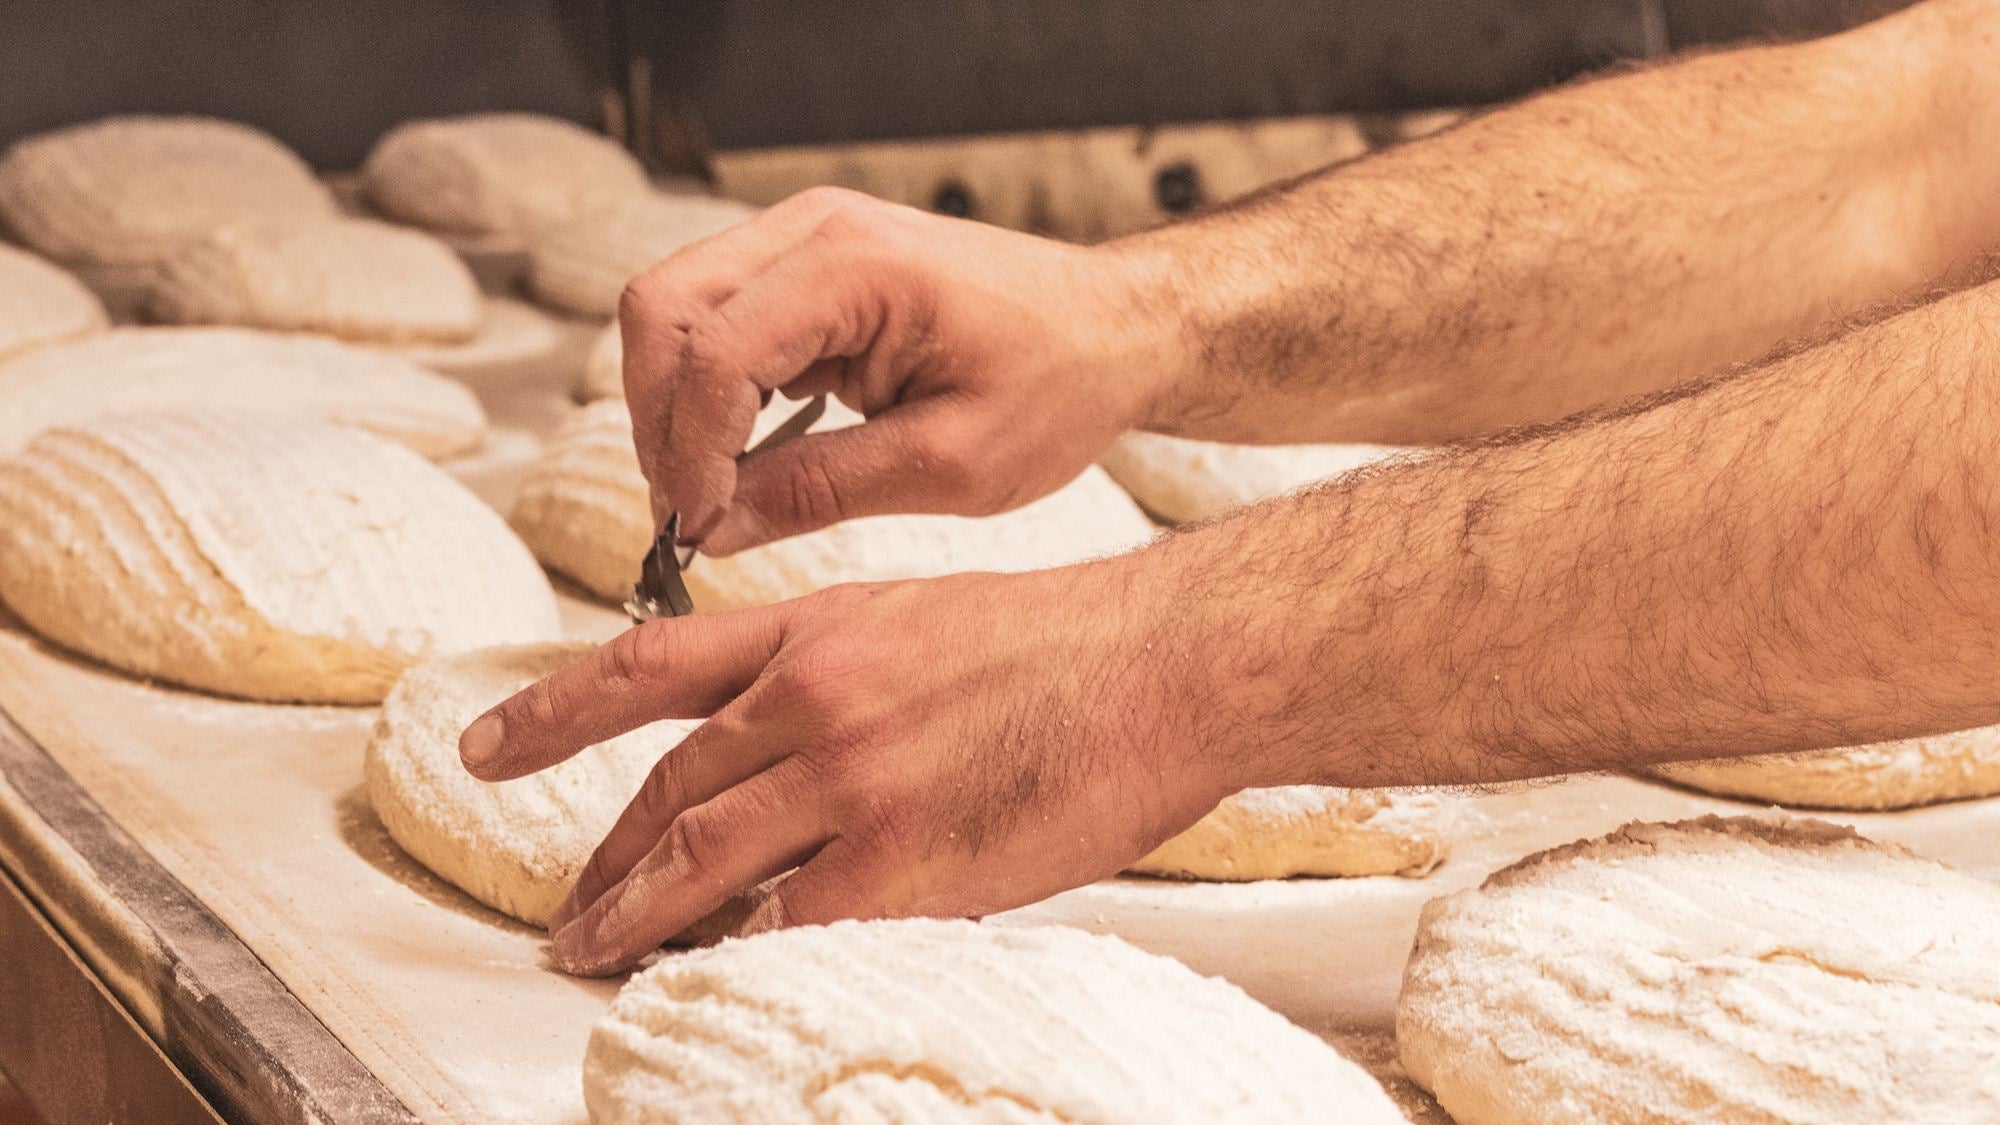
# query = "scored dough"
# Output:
<box><xmin>526</xmin><ymin>192</ymin><xmax>758</xmax><ymax>317</ymax></box>
<box><xmin>509</xmin><ymin>399</ymin><xmax>1157</xmax><ymax>607</ymax></box>
<box><xmin>1643</xmin><ymin>725</ymin><xmax>2000</xmax><ymax>810</ymax></box>
<box><xmin>1099</xmin><ymin>430</ymin><xmax>1410</xmax><ymax>523</ymax></box>
<box><xmin>584</xmin><ymin>918</ymin><xmax>1406</xmax><ymax>1124</ymax></box>
<box><xmin>0</xmin><ymin>244</ymin><xmax>107</xmax><ymax>363</ymax></box>
<box><xmin>0</xmin><ymin>327</ymin><xmax>486</xmax><ymax>459</ymax></box>
<box><xmin>1130</xmin><ymin>787</ymin><xmax>1451</xmax><ymax>880</ymax></box>
<box><xmin>0</xmin><ymin>413</ymin><xmax>560</xmax><ymax>703</ymax></box>
<box><xmin>148</xmin><ymin>218</ymin><xmax>480</xmax><ymax>344</ymax></box>
<box><xmin>1398</xmin><ymin>814</ymin><xmax>2000</xmax><ymax>1124</ymax></box>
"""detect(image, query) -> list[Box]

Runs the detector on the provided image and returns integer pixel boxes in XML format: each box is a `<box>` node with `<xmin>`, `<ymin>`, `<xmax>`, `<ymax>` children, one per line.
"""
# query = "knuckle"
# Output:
<box><xmin>667</xmin><ymin>809</ymin><xmax>730</xmax><ymax>879</ymax></box>
<box><xmin>602</xmin><ymin>624</ymin><xmax>667</xmax><ymax>686</ymax></box>
<box><xmin>634</xmin><ymin>755</ymin><xmax>689</xmax><ymax>822</ymax></box>
<box><xmin>510</xmin><ymin>677</ymin><xmax>563</xmax><ymax>731</ymax></box>
<box><xmin>788</xmin><ymin>184</ymin><xmax>869</xmax><ymax>217</ymax></box>
<box><xmin>618</xmin><ymin>272</ymin><xmax>669</xmax><ymax>323</ymax></box>
<box><xmin>780</xmin><ymin>445</ymin><xmax>854</xmax><ymax>530</ymax></box>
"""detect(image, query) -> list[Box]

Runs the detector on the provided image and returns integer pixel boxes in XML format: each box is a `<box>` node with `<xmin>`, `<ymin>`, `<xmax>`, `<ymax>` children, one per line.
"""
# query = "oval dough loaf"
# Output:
<box><xmin>0</xmin><ymin>115</ymin><xmax>334</xmax><ymax>268</ymax></box>
<box><xmin>509</xmin><ymin>400</ymin><xmax>1157</xmax><ymax>607</ymax></box>
<box><xmin>0</xmin><ymin>413</ymin><xmax>560</xmax><ymax>703</ymax></box>
<box><xmin>362</xmin><ymin>114</ymin><xmax>649</xmax><ymax>242</ymax></box>
<box><xmin>1131</xmin><ymin>787</ymin><xmax>1451</xmax><ymax>880</ymax></box>
<box><xmin>0</xmin><ymin>244</ymin><xmax>107</xmax><ymax>362</ymax></box>
<box><xmin>1398</xmin><ymin>815</ymin><xmax>2000</xmax><ymax>1124</ymax></box>
<box><xmin>585</xmin><ymin>917</ymin><xmax>1406</xmax><ymax>1124</ymax></box>
<box><xmin>1643</xmin><ymin>726</ymin><xmax>2000</xmax><ymax>810</ymax></box>
<box><xmin>149</xmin><ymin>219</ymin><xmax>480</xmax><ymax>344</ymax></box>
<box><xmin>0</xmin><ymin>327</ymin><xmax>486</xmax><ymax>459</ymax></box>
<box><xmin>1100</xmin><ymin>431</ymin><xmax>1409</xmax><ymax>523</ymax></box>
<box><xmin>527</xmin><ymin>192</ymin><xmax>758</xmax><ymax>317</ymax></box>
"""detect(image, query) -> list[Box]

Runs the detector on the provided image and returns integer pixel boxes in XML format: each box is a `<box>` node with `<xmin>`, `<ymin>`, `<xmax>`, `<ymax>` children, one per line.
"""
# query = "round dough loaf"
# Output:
<box><xmin>0</xmin><ymin>413</ymin><xmax>560</xmax><ymax>703</ymax></box>
<box><xmin>0</xmin><ymin>244</ymin><xmax>107</xmax><ymax>362</ymax></box>
<box><xmin>0</xmin><ymin>327</ymin><xmax>486</xmax><ymax>459</ymax></box>
<box><xmin>585</xmin><ymin>918</ymin><xmax>1406</xmax><ymax>1124</ymax></box>
<box><xmin>1643</xmin><ymin>726</ymin><xmax>2000</xmax><ymax>810</ymax></box>
<box><xmin>509</xmin><ymin>400</ymin><xmax>1157</xmax><ymax>607</ymax></box>
<box><xmin>0</xmin><ymin>115</ymin><xmax>335</xmax><ymax>268</ymax></box>
<box><xmin>1398</xmin><ymin>815</ymin><xmax>2000</xmax><ymax>1124</ymax></box>
<box><xmin>1100</xmin><ymin>431</ymin><xmax>1410</xmax><ymax>523</ymax></box>
<box><xmin>526</xmin><ymin>192</ymin><xmax>757</xmax><ymax>317</ymax></box>
<box><xmin>148</xmin><ymin>219</ymin><xmax>480</xmax><ymax>344</ymax></box>
<box><xmin>362</xmin><ymin>114</ymin><xmax>649</xmax><ymax>242</ymax></box>
<box><xmin>1130</xmin><ymin>787</ymin><xmax>1450</xmax><ymax>880</ymax></box>
<box><xmin>578</xmin><ymin>320</ymin><xmax>623</xmax><ymax>401</ymax></box>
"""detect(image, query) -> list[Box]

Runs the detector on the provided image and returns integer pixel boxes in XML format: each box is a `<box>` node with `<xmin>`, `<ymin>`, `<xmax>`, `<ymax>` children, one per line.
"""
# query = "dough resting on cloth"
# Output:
<box><xmin>0</xmin><ymin>413</ymin><xmax>560</xmax><ymax>703</ymax></box>
<box><xmin>1397</xmin><ymin>815</ymin><xmax>2000</xmax><ymax>1125</ymax></box>
<box><xmin>1643</xmin><ymin>725</ymin><xmax>2000</xmax><ymax>810</ymax></box>
<box><xmin>0</xmin><ymin>115</ymin><xmax>335</xmax><ymax>269</ymax></box>
<box><xmin>583</xmin><ymin>918</ymin><xmax>1406</xmax><ymax>1124</ymax></box>
<box><xmin>148</xmin><ymin>219</ymin><xmax>480</xmax><ymax>344</ymax></box>
<box><xmin>1130</xmin><ymin>787</ymin><xmax>1451</xmax><ymax>880</ymax></box>
<box><xmin>510</xmin><ymin>399</ymin><xmax>1157</xmax><ymax>607</ymax></box>
<box><xmin>527</xmin><ymin>192</ymin><xmax>758</xmax><ymax>317</ymax></box>
<box><xmin>0</xmin><ymin>244</ymin><xmax>106</xmax><ymax>362</ymax></box>
<box><xmin>1099</xmin><ymin>431</ymin><xmax>1408</xmax><ymax>523</ymax></box>
<box><xmin>0</xmin><ymin>327</ymin><xmax>486</xmax><ymax>459</ymax></box>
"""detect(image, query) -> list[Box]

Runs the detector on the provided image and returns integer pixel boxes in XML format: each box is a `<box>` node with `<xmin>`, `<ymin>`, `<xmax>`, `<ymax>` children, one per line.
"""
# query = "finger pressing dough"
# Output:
<box><xmin>362</xmin><ymin>114</ymin><xmax>649</xmax><ymax>243</ymax></box>
<box><xmin>1643</xmin><ymin>726</ymin><xmax>2000</xmax><ymax>810</ymax></box>
<box><xmin>148</xmin><ymin>219</ymin><xmax>480</xmax><ymax>344</ymax></box>
<box><xmin>0</xmin><ymin>413</ymin><xmax>560</xmax><ymax>703</ymax></box>
<box><xmin>1100</xmin><ymin>430</ymin><xmax>1410</xmax><ymax>523</ymax></box>
<box><xmin>509</xmin><ymin>400</ymin><xmax>1157</xmax><ymax>607</ymax></box>
<box><xmin>585</xmin><ymin>918</ymin><xmax>1406</xmax><ymax>1124</ymax></box>
<box><xmin>0</xmin><ymin>327</ymin><xmax>486</xmax><ymax>459</ymax></box>
<box><xmin>577</xmin><ymin>320</ymin><xmax>624</xmax><ymax>401</ymax></box>
<box><xmin>1398</xmin><ymin>815</ymin><xmax>2000</xmax><ymax>1125</ymax></box>
<box><xmin>0</xmin><ymin>115</ymin><xmax>334</xmax><ymax>269</ymax></box>
<box><xmin>526</xmin><ymin>192</ymin><xmax>758</xmax><ymax>317</ymax></box>
<box><xmin>1130</xmin><ymin>787</ymin><xmax>1451</xmax><ymax>880</ymax></box>
<box><xmin>0</xmin><ymin>244</ymin><xmax>107</xmax><ymax>362</ymax></box>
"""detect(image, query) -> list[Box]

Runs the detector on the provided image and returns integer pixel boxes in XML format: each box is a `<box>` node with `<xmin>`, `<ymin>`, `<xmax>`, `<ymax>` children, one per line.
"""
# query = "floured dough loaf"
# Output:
<box><xmin>1644</xmin><ymin>726</ymin><xmax>2000</xmax><ymax>810</ymax></box>
<box><xmin>362</xmin><ymin>114</ymin><xmax>649</xmax><ymax>243</ymax></box>
<box><xmin>585</xmin><ymin>918</ymin><xmax>1406</xmax><ymax>1124</ymax></box>
<box><xmin>1398</xmin><ymin>815</ymin><xmax>2000</xmax><ymax>1124</ymax></box>
<box><xmin>510</xmin><ymin>399</ymin><xmax>1156</xmax><ymax>606</ymax></box>
<box><xmin>0</xmin><ymin>327</ymin><xmax>486</xmax><ymax>459</ymax></box>
<box><xmin>527</xmin><ymin>192</ymin><xmax>758</xmax><ymax>317</ymax></box>
<box><xmin>149</xmin><ymin>219</ymin><xmax>479</xmax><ymax>344</ymax></box>
<box><xmin>578</xmin><ymin>320</ymin><xmax>624</xmax><ymax>400</ymax></box>
<box><xmin>0</xmin><ymin>413</ymin><xmax>560</xmax><ymax>703</ymax></box>
<box><xmin>0</xmin><ymin>244</ymin><xmax>107</xmax><ymax>362</ymax></box>
<box><xmin>1100</xmin><ymin>431</ymin><xmax>1408</xmax><ymax>523</ymax></box>
<box><xmin>1130</xmin><ymin>787</ymin><xmax>1450</xmax><ymax>880</ymax></box>
<box><xmin>0</xmin><ymin>115</ymin><xmax>334</xmax><ymax>269</ymax></box>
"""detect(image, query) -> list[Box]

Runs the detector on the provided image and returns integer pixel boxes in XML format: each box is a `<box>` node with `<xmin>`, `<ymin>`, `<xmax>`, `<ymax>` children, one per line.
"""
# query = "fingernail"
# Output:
<box><xmin>459</xmin><ymin>713</ymin><xmax>505</xmax><ymax>771</ymax></box>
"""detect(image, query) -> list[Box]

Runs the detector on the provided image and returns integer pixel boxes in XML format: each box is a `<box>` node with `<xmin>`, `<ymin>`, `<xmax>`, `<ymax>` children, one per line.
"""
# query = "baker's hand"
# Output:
<box><xmin>619</xmin><ymin>186</ymin><xmax>1185</xmax><ymax>556</ymax></box>
<box><xmin>456</xmin><ymin>553</ymin><xmax>1245</xmax><ymax>977</ymax></box>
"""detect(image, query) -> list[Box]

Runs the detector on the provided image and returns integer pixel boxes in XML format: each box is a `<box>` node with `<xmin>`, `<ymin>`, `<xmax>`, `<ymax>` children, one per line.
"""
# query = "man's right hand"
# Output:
<box><xmin>618</xmin><ymin>186</ymin><xmax>1188</xmax><ymax>556</ymax></box>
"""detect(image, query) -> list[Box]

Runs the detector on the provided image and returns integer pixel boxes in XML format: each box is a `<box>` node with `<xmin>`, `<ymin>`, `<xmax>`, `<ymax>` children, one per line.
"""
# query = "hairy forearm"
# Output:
<box><xmin>1124</xmin><ymin>0</ymin><xmax>2000</xmax><ymax>445</ymax></box>
<box><xmin>1146</xmin><ymin>276</ymin><xmax>2000</xmax><ymax>787</ymax></box>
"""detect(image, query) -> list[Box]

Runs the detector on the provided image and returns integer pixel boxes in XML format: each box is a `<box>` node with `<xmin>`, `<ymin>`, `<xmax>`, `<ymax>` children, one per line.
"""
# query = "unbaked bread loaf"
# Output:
<box><xmin>1101</xmin><ymin>431</ymin><xmax>1408</xmax><ymax>523</ymax></box>
<box><xmin>0</xmin><ymin>413</ymin><xmax>560</xmax><ymax>703</ymax></box>
<box><xmin>0</xmin><ymin>115</ymin><xmax>334</xmax><ymax>269</ymax></box>
<box><xmin>510</xmin><ymin>399</ymin><xmax>1156</xmax><ymax>606</ymax></box>
<box><xmin>1398</xmin><ymin>815</ymin><xmax>2000</xmax><ymax>1124</ymax></box>
<box><xmin>0</xmin><ymin>244</ymin><xmax>106</xmax><ymax>362</ymax></box>
<box><xmin>577</xmin><ymin>320</ymin><xmax>624</xmax><ymax>400</ymax></box>
<box><xmin>1130</xmin><ymin>787</ymin><xmax>1450</xmax><ymax>880</ymax></box>
<box><xmin>526</xmin><ymin>192</ymin><xmax>757</xmax><ymax>317</ymax></box>
<box><xmin>585</xmin><ymin>918</ymin><xmax>1406</xmax><ymax>1124</ymax></box>
<box><xmin>1644</xmin><ymin>726</ymin><xmax>2000</xmax><ymax>810</ymax></box>
<box><xmin>362</xmin><ymin>114</ymin><xmax>649</xmax><ymax>243</ymax></box>
<box><xmin>0</xmin><ymin>327</ymin><xmax>485</xmax><ymax>459</ymax></box>
<box><xmin>149</xmin><ymin>219</ymin><xmax>479</xmax><ymax>344</ymax></box>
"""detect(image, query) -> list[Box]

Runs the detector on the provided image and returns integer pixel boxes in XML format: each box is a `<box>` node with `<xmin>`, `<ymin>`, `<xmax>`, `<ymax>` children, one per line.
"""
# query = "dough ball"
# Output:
<box><xmin>0</xmin><ymin>244</ymin><xmax>106</xmax><ymax>363</ymax></box>
<box><xmin>148</xmin><ymin>219</ymin><xmax>480</xmax><ymax>344</ymax></box>
<box><xmin>362</xmin><ymin>114</ymin><xmax>649</xmax><ymax>243</ymax></box>
<box><xmin>585</xmin><ymin>918</ymin><xmax>1406</xmax><ymax>1124</ymax></box>
<box><xmin>578</xmin><ymin>321</ymin><xmax>624</xmax><ymax>401</ymax></box>
<box><xmin>1644</xmin><ymin>726</ymin><xmax>2000</xmax><ymax>810</ymax></box>
<box><xmin>1398</xmin><ymin>815</ymin><xmax>2000</xmax><ymax>1124</ymax></box>
<box><xmin>1100</xmin><ymin>431</ymin><xmax>1410</xmax><ymax>523</ymax></box>
<box><xmin>509</xmin><ymin>400</ymin><xmax>1156</xmax><ymax>606</ymax></box>
<box><xmin>1130</xmin><ymin>787</ymin><xmax>1451</xmax><ymax>881</ymax></box>
<box><xmin>0</xmin><ymin>327</ymin><xmax>486</xmax><ymax>459</ymax></box>
<box><xmin>0</xmin><ymin>413</ymin><xmax>560</xmax><ymax>703</ymax></box>
<box><xmin>527</xmin><ymin>192</ymin><xmax>757</xmax><ymax>317</ymax></box>
<box><xmin>0</xmin><ymin>115</ymin><xmax>334</xmax><ymax>268</ymax></box>
<box><xmin>387</xmin><ymin>296</ymin><xmax>569</xmax><ymax>385</ymax></box>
